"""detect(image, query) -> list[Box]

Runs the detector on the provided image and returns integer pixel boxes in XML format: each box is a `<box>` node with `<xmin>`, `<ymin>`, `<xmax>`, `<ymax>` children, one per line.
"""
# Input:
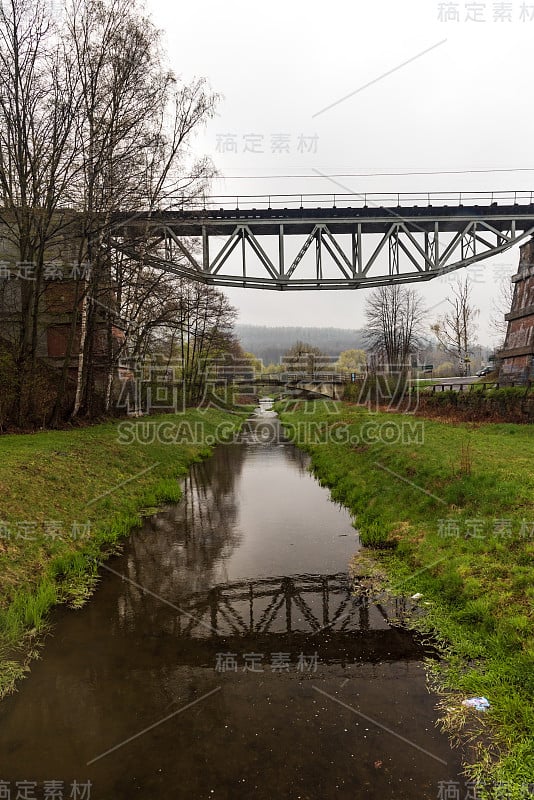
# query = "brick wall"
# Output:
<box><xmin>498</xmin><ymin>239</ymin><xmax>534</xmax><ymax>381</ymax></box>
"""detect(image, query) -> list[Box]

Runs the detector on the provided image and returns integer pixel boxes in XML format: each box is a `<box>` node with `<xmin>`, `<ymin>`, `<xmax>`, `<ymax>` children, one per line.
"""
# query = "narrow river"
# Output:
<box><xmin>0</xmin><ymin>403</ymin><xmax>461</xmax><ymax>799</ymax></box>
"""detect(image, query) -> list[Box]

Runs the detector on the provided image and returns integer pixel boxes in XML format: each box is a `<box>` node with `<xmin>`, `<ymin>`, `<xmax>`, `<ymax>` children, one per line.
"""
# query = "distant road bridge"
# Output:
<box><xmin>234</xmin><ymin>372</ymin><xmax>347</xmax><ymax>400</ymax></box>
<box><xmin>112</xmin><ymin>191</ymin><xmax>534</xmax><ymax>290</ymax></box>
<box><xmin>234</xmin><ymin>372</ymin><xmax>348</xmax><ymax>385</ymax></box>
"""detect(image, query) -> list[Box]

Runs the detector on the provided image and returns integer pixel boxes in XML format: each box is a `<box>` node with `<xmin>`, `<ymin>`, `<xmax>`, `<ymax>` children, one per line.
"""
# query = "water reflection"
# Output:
<box><xmin>121</xmin><ymin>446</ymin><xmax>246</xmax><ymax>601</ymax></box>
<box><xmin>177</xmin><ymin>572</ymin><xmax>411</xmax><ymax>639</ymax></box>
<box><xmin>110</xmin><ymin>566</ymin><xmax>427</xmax><ymax>668</ymax></box>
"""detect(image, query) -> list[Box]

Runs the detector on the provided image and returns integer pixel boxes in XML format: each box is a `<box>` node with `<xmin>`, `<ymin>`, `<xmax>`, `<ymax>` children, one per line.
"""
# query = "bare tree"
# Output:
<box><xmin>0</xmin><ymin>0</ymin><xmax>220</xmax><ymax>425</ymax></box>
<box><xmin>0</xmin><ymin>0</ymin><xmax>79</xmax><ymax>423</ymax></box>
<box><xmin>283</xmin><ymin>341</ymin><xmax>325</xmax><ymax>375</ymax></box>
<box><xmin>122</xmin><ymin>279</ymin><xmax>238</xmax><ymax>410</ymax></box>
<box><xmin>63</xmin><ymin>0</ymin><xmax>218</xmax><ymax>417</ymax></box>
<box><xmin>364</xmin><ymin>285</ymin><xmax>427</xmax><ymax>371</ymax></box>
<box><xmin>175</xmin><ymin>281</ymin><xmax>237</xmax><ymax>406</ymax></box>
<box><xmin>431</xmin><ymin>277</ymin><xmax>479</xmax><ymax>376</ymax></box>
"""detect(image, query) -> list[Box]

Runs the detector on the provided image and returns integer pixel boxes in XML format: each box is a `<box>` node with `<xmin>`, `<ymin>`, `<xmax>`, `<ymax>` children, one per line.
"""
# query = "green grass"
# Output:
<box><xmin>279</xmin><ymin>401</ymin><xmax>534</xmax><ymax>798</ymax></box>
<box><xmin>0</xmin><ymin>408</ymin><xmax>245</xmax><ymax>697</ymax></box>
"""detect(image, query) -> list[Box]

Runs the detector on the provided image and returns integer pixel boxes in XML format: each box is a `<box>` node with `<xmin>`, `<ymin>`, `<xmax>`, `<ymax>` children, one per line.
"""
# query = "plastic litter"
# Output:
<box><xmin>462</xmin><ymin>697</ymin><xmax>490</xmax><ymax>712</ymax></box>
<box><xmin>411</xmin><ymin>593</ymin><xmax>423</xmax><ymax>600</ymax></box>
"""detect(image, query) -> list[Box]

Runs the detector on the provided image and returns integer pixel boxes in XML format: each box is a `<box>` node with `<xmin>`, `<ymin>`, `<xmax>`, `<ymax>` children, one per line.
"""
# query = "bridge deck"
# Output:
<box><xmin>118</xmin><ymin>202</ymin><xmax>534</xmax><ymax>236</ymax></box>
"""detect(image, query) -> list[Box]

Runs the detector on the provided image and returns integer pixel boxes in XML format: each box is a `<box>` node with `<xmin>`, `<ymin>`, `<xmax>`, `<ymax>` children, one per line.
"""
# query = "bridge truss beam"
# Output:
<box><xmin>111</xmin><ymin>202</ymin><xmax>534</xmax><ymax>290</ymax></box>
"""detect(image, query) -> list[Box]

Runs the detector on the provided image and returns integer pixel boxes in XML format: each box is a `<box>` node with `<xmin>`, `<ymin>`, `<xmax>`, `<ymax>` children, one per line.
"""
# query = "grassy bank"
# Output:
<box><xmin>0</xmin><ymin>408</ymin><xmax>245</xmax><ymax>696</ymax></box>
<box><xmin>279</xmin><ymin>401</ymin><xmax>533</xmax><ymax>798</ymax></box>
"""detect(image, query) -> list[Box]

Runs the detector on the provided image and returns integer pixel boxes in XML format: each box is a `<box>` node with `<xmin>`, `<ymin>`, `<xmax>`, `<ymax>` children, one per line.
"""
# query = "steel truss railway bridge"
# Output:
<box><xmin>111</xmin><ymin>191</ymin><xmax>534</xmax><ymax>290</ymax></box>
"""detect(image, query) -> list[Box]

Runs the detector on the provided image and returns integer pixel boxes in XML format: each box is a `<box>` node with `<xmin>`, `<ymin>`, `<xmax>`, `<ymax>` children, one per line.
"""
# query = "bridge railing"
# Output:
<box><xmin>168</xmin><ymin>190</ymin><xmax>534</xmax><ymax>212</ymax></box>
<box><xmin>255</xmin><ymin>372</ymin><xmax>348</xmax><ymax>383</ymax></box>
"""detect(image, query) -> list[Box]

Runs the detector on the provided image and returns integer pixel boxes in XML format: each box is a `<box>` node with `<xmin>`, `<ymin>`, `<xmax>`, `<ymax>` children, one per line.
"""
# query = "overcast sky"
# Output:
<box><xmin>145</xmin><ymin>0</ymin><xmax>533</xmax><ymax>345</ymax></box>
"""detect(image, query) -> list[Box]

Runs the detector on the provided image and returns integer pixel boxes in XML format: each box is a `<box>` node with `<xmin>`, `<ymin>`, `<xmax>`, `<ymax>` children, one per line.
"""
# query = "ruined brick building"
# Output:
<box><xmin>0</xmin><ymin>216</ymin><xmax>127</xmax><ymax>390</ymax></box>
<box><xmin>497</xmin><ymin>238</ymin><xmax>534</xmax><ymax>382</ymax></box>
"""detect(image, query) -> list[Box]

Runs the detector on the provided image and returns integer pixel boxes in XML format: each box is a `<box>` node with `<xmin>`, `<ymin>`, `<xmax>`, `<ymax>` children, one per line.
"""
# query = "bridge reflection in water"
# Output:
<box><xmin>155</xmin><ymin>572</ymin><xmax>426</xmax><ymax>666</ymax></box>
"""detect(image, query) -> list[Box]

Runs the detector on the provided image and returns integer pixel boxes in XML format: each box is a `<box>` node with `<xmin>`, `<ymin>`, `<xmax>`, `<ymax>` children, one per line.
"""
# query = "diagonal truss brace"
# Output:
<box><xmin>112</xmin><ymin>213</ymin><xmax>534</xmax><ymax>290</ymax></box>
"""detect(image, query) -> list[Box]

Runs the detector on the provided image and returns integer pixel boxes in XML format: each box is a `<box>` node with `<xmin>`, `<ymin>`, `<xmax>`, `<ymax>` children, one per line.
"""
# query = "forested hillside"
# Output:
<box><xmin>236</xmin><ymin>325</ymin><xmax>367</xmax><ymax>365</ymax></box>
